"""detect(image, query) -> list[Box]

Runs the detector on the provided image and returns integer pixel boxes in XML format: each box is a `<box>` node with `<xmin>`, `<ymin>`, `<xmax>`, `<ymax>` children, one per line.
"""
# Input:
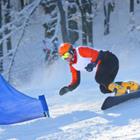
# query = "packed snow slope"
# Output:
<box><xmin>1</xmin><ymin>0</ymin><xmax>140</xmax><ymax>140</ymax></box>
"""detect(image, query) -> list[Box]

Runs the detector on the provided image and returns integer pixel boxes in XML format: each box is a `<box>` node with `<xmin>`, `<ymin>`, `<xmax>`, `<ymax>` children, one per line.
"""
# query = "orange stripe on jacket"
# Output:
<box><xmin>78</xmin><ymin>46</ymin><xmax>99</xmax><ymax>62</ymax></box>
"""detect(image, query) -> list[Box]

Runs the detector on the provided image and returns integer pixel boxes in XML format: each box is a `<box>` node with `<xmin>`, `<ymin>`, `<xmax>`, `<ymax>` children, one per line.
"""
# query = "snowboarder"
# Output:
<box><xmin>58</xmin><ymin>43</ymin><xmax>139</xmax><ymax>96</ymax></box>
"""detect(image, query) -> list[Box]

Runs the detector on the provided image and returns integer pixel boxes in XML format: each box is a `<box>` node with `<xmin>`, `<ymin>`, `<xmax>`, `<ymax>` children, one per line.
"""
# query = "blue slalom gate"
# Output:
<box><xmin>0</xmin><ymin>75</ymin><xmax>49</xmax><ymax>125</ymax></box>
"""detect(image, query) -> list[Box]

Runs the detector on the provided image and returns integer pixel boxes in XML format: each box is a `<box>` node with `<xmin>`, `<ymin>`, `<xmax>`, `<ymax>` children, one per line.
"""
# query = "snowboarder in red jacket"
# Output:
<box><xmin>58</xmin><ymin>43</ymin><xmax>139</xmax><ymax>96</ymax></box>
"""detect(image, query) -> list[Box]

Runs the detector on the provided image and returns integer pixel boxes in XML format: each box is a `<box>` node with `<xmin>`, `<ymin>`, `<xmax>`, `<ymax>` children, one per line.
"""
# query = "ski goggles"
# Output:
<box><xmin>61</xmin><ymin>52</ymin><xmax>70</xmax><ymax>60</ymax></box>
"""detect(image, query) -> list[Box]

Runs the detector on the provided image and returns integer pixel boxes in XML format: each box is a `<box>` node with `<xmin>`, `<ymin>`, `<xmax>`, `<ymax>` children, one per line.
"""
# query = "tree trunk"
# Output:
<box><xmin>76</xmin><ymin>0</ymin><xmax>87</xmax><ymax>45</ymax></box>
<box><xmin>103</xmin><ymin>0</ymin><xmax>114</xmax><ymax>35</ymax></box>
<box><xmin>4</xmin><ymin>0</ymin><xmax>12</xmax><ymax>56</ymax></box>
<box><xmin>85</xmin><ymin>0</ymin><xmax>93</xmax><ymax>47</ymax></box>
<box><xmin>76</xmin><ymin>0</ymin><xmax>93</xmax><ymax>46</ymax></box>
<box><xmin>130</xmin><ymin>0</ymin><xmax>134</xmax><ymax>13</ymax></box>
<box><xmin>129</xmin><ymin>0</ymin><xmax>135</xmax><ymax>31</ymax></box>
<box><xmin>20</xmin><ymin>0</ymin><xmax>24</xmax><ymax>9</ymax></box>
<box><xmin>0</xmin><ymin>1</ymin><xmax>3</xmax><ymax>72</ymax></box>
<box><xmin>41</xmin><ymin>0</ymin><xmax>59</xmax><ymax>64</ymax></box>
<box><xmin>57</xmin><ymin>0</ymin><xmax>69</xmax><ymax>42</ymax></box>
<box><xmin>67</xmin><ymin>1</ymin><xmax>79</xmax><ymax>44</ymax></box>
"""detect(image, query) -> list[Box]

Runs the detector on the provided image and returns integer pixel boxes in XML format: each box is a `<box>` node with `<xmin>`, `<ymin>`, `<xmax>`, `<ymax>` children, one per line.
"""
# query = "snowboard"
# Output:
<box><xmin>101</xmin><ymin>90</ymin><xmax>140</xmax><ymax>110</ymax></box>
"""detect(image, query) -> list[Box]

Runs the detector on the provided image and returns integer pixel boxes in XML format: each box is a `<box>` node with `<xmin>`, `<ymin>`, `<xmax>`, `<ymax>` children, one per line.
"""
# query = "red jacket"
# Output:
<box><xmin>68</xmin><ymin>46</ymin><xmax>100</xmax><ymax>90</ymax></box>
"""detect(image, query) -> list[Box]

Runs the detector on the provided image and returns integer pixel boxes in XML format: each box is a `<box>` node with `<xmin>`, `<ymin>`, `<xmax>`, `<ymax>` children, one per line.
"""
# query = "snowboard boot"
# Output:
<box><xmin>121</xmin><ymin>81</ymin><xmax>140</xmax><ymax>92</ymax></box>
<box><xmin>108</xmin><ymin>82</ymin><xmax>127</xmax><ymax>96</ymax></box>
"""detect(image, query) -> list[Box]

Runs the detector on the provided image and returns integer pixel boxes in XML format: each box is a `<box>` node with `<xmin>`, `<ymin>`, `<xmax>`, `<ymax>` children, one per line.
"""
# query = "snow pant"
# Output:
<box><xmin>95</xmin><ymin>51</ymin><xmax>119</xmax><ymax>93</ymax></box>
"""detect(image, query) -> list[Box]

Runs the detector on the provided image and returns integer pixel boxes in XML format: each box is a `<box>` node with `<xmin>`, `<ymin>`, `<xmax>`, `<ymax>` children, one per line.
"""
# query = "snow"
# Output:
<box><xmin>1</xmin><ymin>0</ymin><xmax>140</xmax><ymax>140</ymax></box>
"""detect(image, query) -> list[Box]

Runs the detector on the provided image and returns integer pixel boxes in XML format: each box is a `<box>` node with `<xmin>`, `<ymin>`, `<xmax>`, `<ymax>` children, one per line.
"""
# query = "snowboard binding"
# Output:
<box><xmin>102</xmin><ymin>81</ymin><xmax>140</xmax><ymax>110</ymax></box>
<box><xmin>121</xmin><ymin>81</ymin><xmax>140</xmax><ymax>92</ymax></box>
<box><xmin>108</xmin><ymin>81</ymin><xmax>140</xmax><ymax>96</ymax></box>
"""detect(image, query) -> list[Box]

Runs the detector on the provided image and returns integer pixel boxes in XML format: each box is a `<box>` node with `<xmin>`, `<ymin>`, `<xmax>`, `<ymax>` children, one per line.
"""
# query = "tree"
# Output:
<box><xmin>129</xmin><ymin>0</ymin><xmax>135</xmax><ymax>31</ymax></box>
<box><xmin>3</xmin><ymin>0</ymin><xmax>12</xmax><ymax>56</ymax></box>
<box><xmin>67</xmin><ymin>0</ymin><xmax>79</xmax><ymax>44</ymax></box>
<box><xmin>103</xmin><ymin>0</ymin><xmax>115</xmax><ymax>35</ymax></box>
<box><xmin>0</xmin><ymin>0</ymin><xmax>3</xmax><ymax>72</ymax></box>
<box><xmin>76</xmin><ymin>0</ymin><xmax>93</xmax><ymax>46</ymax></box>
<box><xmin>20</xmin><ymin>0</ymin><xmax>30</xmax><ymax>9</ymax></box>
<box><xmin>57</xmin><ymin>0</ymin><xmax>69</xmax><ymax>42</ymax></box>
<box><xmin>130</xmin><ymin>0</ymin><xmax>134</xmax><ymax>13</ymax></box>
<box><xmin>85</xmin><ymin>0</ymin><xmax>93</xmax><ymax>46</ymax></box>
<box><xmin>21</xmin><ymin>0</ymin><xmax>24</xmax><ymax>9</ymax></box>
<box><xmin>41</xmin><ymin>0</ymin><xmax>59</xmax><ymax>65</ymax></box>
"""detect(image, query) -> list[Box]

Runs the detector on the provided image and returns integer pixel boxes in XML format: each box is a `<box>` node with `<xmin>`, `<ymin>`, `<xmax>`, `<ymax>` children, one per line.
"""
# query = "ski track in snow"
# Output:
<box><xmin>1</xmin><ymin>96</ymin><xmax>140</xmax><ymax>140</ymax></box>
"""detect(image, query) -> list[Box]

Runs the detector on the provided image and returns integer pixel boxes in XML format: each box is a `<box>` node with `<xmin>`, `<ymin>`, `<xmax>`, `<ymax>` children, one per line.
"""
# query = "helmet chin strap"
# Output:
<box><xmin>70</xmin><ymin>49</ymin><xmax>76</xmax><ymax>62</ymax></box>
<box><xmin>69</xmin><ymin>47</ymin><xmax>74</xmax><ymax>55</ymax></box>
<box><xmin>67</xmin><ymin>45</ymin><xmax>75</xmax><ymax>62</ymax></box>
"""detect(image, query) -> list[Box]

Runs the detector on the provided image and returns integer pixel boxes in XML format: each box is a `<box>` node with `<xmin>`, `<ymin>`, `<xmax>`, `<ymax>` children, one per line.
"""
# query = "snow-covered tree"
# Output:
<box><xmin>76</xmin><ymin>0</ymin><xmax>93</xmax><ymax>46</ymax></box>
<box><xmin>0</xmin><ymin>0</ymin><xmax>3</xmax><ymax>72</ymax></box>
<box><xmin>103</xmin><ymin>0</ymin><xmax>115</xmax><ymax>35</ymax></box>
<box><xmin>3</xmin><ymin>0</ymin><xmax>12</xmax><ymax>56</ymax></box>
<box><xmin>41</xmin><ymin>0</ymin><xmax>59</xmax><ymax>65</ymax></box>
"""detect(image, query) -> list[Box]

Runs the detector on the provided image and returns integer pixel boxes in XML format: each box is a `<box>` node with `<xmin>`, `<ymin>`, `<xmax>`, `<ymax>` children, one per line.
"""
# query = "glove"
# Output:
<box><xmin>85</xmin><ymin>62</ymin><xmax>96</xmax><ymax>72</ymax></box>
<box><xmin>59</xmin><ymin>86</ymin><xmax>71</xmax><ymax>96</ymax></box>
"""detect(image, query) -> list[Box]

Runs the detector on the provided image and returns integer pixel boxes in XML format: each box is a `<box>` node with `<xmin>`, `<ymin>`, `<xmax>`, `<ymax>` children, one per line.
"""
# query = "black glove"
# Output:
<box><xmin>85</xmin><ymin>62</ymin><xmax>96</xmax><ymax>72</ymax></box>
<box><xmin>59</xmin><ymin>86</ymin><xmax>71</xmax><ymax>96</ymax></box>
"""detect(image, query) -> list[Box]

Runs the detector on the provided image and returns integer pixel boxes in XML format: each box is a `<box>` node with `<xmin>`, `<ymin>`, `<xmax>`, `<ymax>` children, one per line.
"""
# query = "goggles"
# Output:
<box><xmin>61</xmin><ymin>52</ymin><xmax>70</xmax><ymax>60</ymax></box>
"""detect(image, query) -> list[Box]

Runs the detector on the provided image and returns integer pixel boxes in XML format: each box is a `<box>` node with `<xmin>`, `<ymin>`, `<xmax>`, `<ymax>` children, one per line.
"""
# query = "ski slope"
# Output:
<box><xmin>1</xmin><ymin>58</ymin><xmax>140</xmax><ymax>140</ymax></box>
<box><xmin>1</xmin><ymin>0</ymin><xmax>140</xmax><ymax>140</ymax></box>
